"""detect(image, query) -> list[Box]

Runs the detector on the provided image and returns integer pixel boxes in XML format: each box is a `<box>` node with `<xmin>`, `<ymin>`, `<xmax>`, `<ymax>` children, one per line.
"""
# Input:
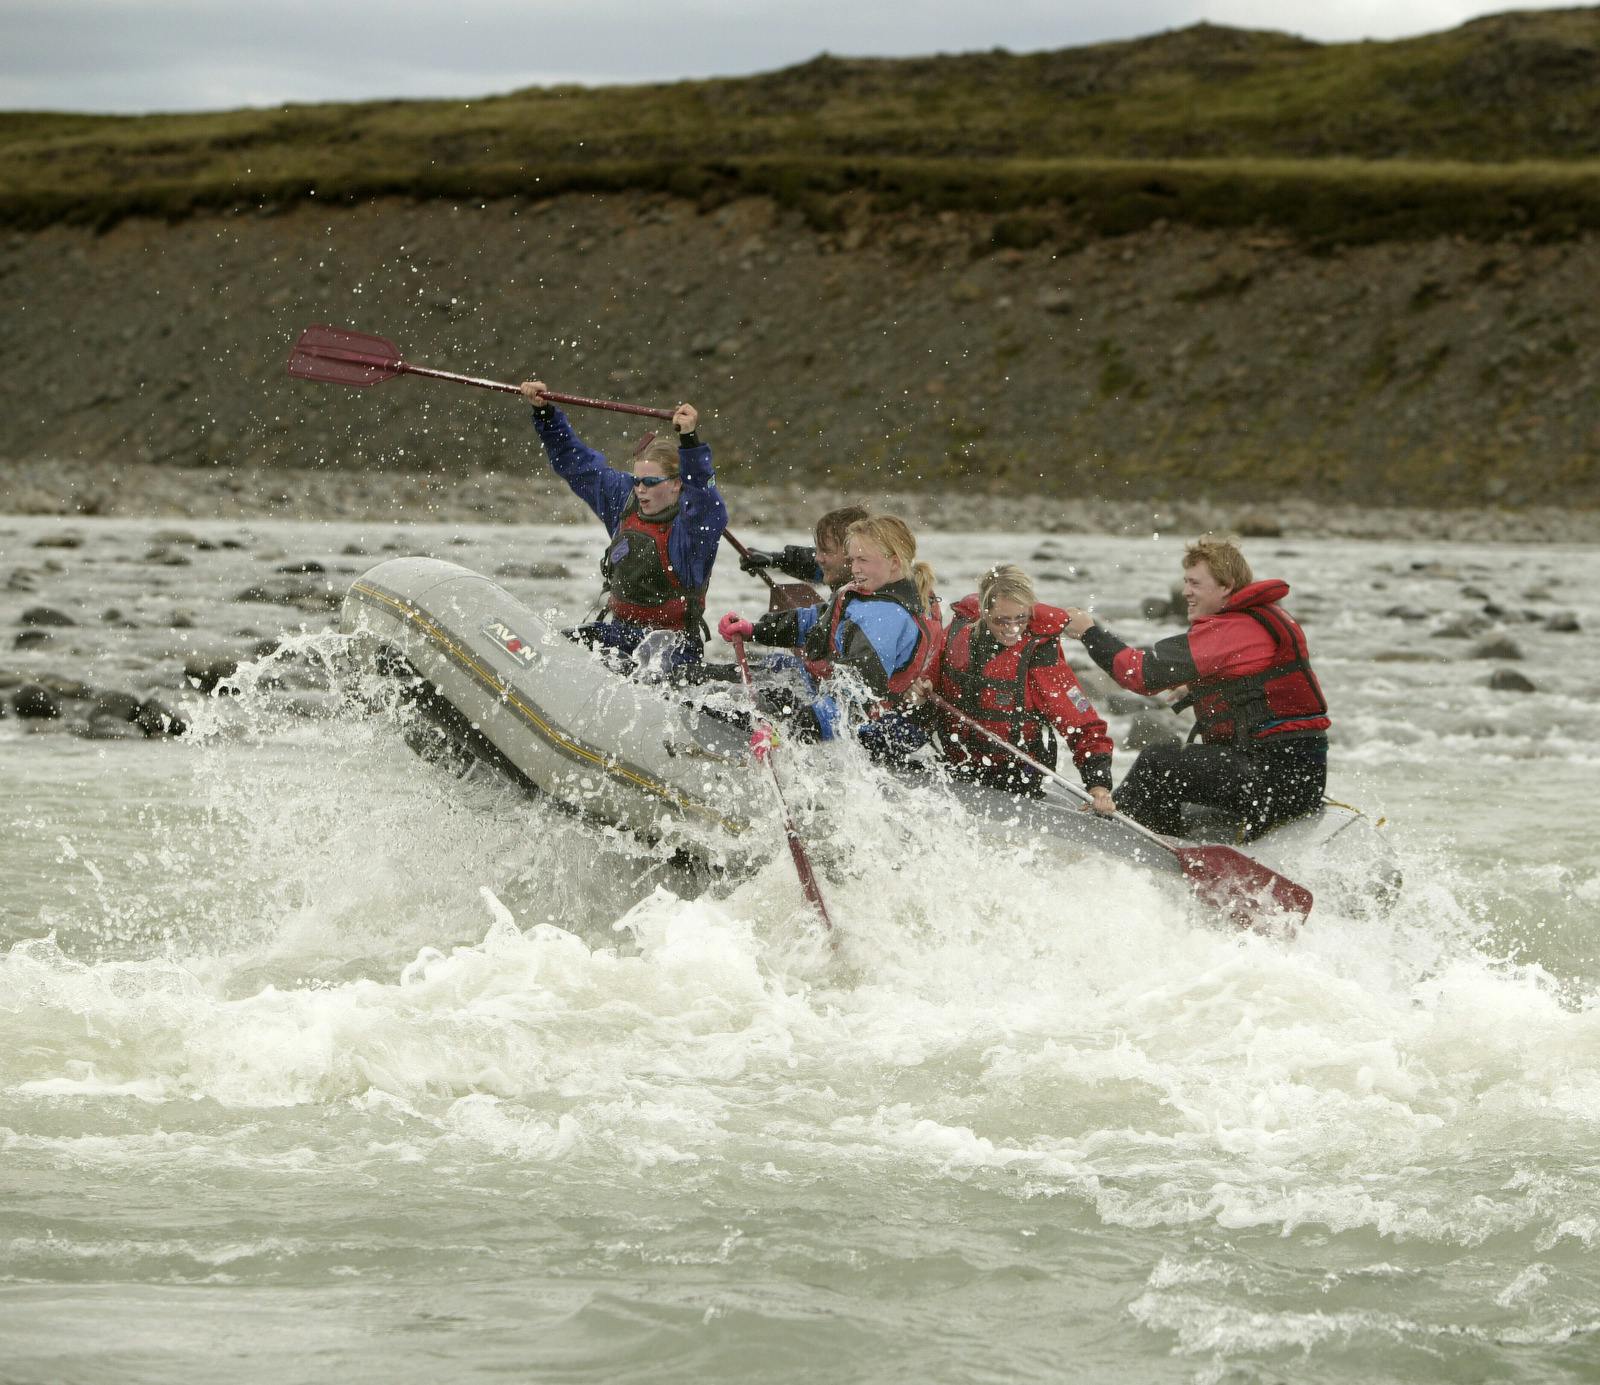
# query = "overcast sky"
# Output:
<box><xmin>0</xmin><ymin>0</ymin><xmax>1572</xmax><ymax>114</ymax></box>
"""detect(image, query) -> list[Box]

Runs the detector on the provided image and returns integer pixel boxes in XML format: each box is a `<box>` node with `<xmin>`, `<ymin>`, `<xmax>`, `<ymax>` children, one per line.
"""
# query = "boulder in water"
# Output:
<box><xmin>135</xmin><ymin>697</ymin><xmax>187</xmax><ymax>737</ymax></box>
<box><xmin>1487</xmin><ymin>668</ymin><xmax>1536</xmax><ymax>693</ymax></box>
<box><xmin>1124</xmin><ymin>710</ymin><xmax>1184</xmax><ymax>752</ymax></box>
<box><xmin>1470</xmin><ymin>635</ymin><xmax>1523</xmax><ymax>660</ymax></box>
<box><xmin>13</xmin><ymin>684</ymin><xmax>61</xmax><ymax>719</ymax></box>
<box><xmin>183</xmin><ymin>651</ymin><xmax>240</xmax><ymax>694</ymax></box>
<box><xmin>20</xmin><ymin>606</ymin><xmax>75</xmax><ymax>627</ymax></box>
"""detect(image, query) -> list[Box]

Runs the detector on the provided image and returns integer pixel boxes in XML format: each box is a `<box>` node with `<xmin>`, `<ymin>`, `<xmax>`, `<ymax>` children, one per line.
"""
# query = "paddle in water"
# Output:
<box><xmin>727</xmin><ymin>632</ymin><xmax>835</xmax><ymax>932</ymax></box>
<box><xmin>928</xmin><ymin>691</ymin><xmax>1312</xmax><ymax>930</ymax></box>
<box><xmin>286</xmin><ymin>324</ymin><xmax>674</xmax><ymax>419</ymax></box>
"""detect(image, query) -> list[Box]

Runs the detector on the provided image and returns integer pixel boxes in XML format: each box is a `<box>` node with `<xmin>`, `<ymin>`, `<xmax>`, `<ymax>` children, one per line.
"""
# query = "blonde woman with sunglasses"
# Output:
<box><xmin>519</xmin><ymin>379</ymin><xmax>727</xmax><ymax>665</ymax></box>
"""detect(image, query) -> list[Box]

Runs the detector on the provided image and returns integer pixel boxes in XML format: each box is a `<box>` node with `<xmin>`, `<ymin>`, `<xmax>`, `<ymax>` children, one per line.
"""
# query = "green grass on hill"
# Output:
<box><xmin>3</xmin><ymin>9</ymin><xmax>1599</xmax><ymax>240</ymax></box>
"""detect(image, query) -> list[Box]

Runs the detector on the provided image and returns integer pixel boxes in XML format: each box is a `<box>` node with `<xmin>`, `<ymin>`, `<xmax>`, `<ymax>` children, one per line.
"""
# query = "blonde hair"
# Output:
<box><xmin>978</xmin><ymin>563</ymin><xmax>1036</xmax><ymax>613</ymax></box>
<box><xmin>631</xmin><ymin>431</ymin><xmax>681</xmax><ymax>478</ymax></box>
<box><xmin>847</xmin><ymin>514</ymin><xmax>937</xmax><ymax>610</ymax></box>
<box><xmin>1183</xmin><ymin>535</ymin><xmax>1251</xmax><ymax>591</ymax></box>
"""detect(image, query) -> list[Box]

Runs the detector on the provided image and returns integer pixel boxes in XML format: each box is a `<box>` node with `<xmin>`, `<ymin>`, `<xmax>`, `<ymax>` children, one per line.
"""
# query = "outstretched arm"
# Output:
<box><xmin>1063</xmin><ymin>607</ymin><xmax>1197</xmax><ymax>695</ymax></box>
<box><xmin>520</xmin><ymin>381</ymin><xmax>631</xmax><ymax>530</ymax></box>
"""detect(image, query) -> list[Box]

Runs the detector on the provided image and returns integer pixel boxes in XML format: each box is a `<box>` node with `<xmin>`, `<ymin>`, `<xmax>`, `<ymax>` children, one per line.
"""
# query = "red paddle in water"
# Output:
<box><xmin>731</xmin><ymin>635</ymin><xmax>835</xmax><ymax>932</ymax></box>
<box><xmin>286</xmin><ymin>324</ymin><xmax>674</xmax><ymax>419</ymax></box>
<box><xmin>928</xmin><ymin>691</ymin><xmax>1312</xmax><ymax>930</ymax></box>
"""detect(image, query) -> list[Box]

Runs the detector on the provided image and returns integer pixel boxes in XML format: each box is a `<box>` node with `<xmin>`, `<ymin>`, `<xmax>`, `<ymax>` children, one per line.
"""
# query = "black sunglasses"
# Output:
<box><xmin>633</xmin><ymin>474</ymin><xmax>673</xmax><ymax>488</ymax></box>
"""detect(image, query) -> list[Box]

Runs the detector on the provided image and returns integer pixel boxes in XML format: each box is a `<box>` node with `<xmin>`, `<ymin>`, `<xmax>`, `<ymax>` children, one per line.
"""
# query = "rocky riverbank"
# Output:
<box><xmin>3</xmin><ymin>193</ymin><xmax>1598</xmax><ymax>511</ymax></box>
<box><xmin>6</xmin><ymin>457</ymin><xmax>1599</xmax><ymax>545</ymax></box>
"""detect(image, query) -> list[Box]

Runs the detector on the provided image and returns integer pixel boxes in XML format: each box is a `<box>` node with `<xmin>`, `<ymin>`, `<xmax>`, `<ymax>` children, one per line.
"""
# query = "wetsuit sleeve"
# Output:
<box><xmin>773</xmin><ymin>545</ymin><xmax>824</xmax><ymax>584</ymax></box>
<box><xmin>667</xmin><ymin>436</ymin><xmax>728</xmax><ymax>592</ymax></box>
<box><xmin>749</xmin><ymin>604</ymin><xmax>821</xmax><ymax>650</ymax></box>
<box><xmin>531</xmin><ymin>407</ymin><xmax>632</xmax><ymax>532</ymax></box>
<box><xmin>1080</xmin><ymin>623</ymin><xmax>1198</xmax><ymax>695</ymax></box>
<box><xmin>1027</xmin><ymin>647</ymin><xmax>1114</xmax><ymax>791</ymax></box>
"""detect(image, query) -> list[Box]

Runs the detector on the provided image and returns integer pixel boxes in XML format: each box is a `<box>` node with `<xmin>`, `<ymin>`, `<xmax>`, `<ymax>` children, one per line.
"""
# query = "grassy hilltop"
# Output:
<box><xmin>3</xmin><ymin>8</ymin><xmax>1600</xmax><ymax>243</ymax></box>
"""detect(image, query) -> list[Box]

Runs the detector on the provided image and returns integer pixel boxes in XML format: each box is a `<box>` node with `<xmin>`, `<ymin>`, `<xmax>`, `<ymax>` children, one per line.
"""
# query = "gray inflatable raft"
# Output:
<box><xmin>340</xmin><ymin>557</ymin><xmax>1399</xmax><ymax>915</ymax></box>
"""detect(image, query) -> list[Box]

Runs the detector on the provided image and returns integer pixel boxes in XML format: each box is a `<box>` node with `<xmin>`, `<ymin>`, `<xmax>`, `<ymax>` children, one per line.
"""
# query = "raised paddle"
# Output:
<box><xmin>286</xmin><ymin>324</ymin><xmax>674</xmax><ymax>419</ymax></box>
<box><xmin>927</xmin><ymin>691</ymin><xmax>1313</xmax><ymax>929</ymax></box>
<box><xmin>721</xmin><ymin>531</ymin><xmax>822</xmax><ymax>613</ymax></box>
<box><xmin>730</xmin><ymin>634</ymin><xmax>835</xmax><ymax>932</ymax></box>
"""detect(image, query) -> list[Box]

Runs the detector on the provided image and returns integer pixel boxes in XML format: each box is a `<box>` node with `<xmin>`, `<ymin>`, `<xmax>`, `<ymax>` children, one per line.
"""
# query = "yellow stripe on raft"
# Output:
<box><xmin>350</xmin><ymin>580</ymin><xmax>746</xmax><ymax>835</ymax></box>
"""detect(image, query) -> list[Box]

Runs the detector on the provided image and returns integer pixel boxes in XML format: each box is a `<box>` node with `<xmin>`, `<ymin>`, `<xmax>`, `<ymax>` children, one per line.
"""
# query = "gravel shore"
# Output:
<box><xmin>7</xmin><ymin>458</ymin><xmax>1599</xmax><ymax>545</ymax></box>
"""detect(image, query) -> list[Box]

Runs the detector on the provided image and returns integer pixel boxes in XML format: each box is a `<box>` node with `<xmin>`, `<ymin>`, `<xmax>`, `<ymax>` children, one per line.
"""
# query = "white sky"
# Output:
<box><xmin>0</xmin><ymin>0</ymin><xmax>1576</xmax><ymax>114</ymax></box>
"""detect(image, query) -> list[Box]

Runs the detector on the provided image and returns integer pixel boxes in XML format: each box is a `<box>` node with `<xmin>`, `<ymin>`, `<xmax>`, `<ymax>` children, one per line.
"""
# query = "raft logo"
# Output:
<box><xmin>482</xmin><ymin>617</ymin><xmax>539</xmax><ymax>668</ymax></box>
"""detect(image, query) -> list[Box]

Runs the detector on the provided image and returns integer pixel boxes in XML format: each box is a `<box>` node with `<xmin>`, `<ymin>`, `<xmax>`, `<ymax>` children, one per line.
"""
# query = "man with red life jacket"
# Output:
<box><xmin>519</xmin><ymin>380</ymin><xmax>726</xmax><ymax>667</ymax></box>
<box><xmin>718</xmin><ymin>515</ymin><xmax>942</xmax><ymax>758</ymax></box>
<box><xmin>1063</xmin><ymin>536</ymin><xmax>1329</xmax><ymax>840</ymax></box>
<box><xmin>934</xmin><ymin>564</ymin><xmax>1116</xmax><ymax>810</ymax></box>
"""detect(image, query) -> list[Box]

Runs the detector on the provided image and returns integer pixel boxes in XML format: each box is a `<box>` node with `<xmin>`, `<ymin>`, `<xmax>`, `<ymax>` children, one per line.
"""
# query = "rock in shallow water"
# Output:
<box><xmin>1471</xmin><ymin>635</ymin><xmax>1523</xmax><ymax>660</ymax></box>
<box><xmin>20</xmin><ymin>605</ymin><xmax>74</xmax><ymax>627</ymax></box>
<box><xmin>1487</xmin><ymin>668</ymin><xmax>1537</xmax><ymax>693</ymax></box>
<box><xmin>183</xmin><ymin>651</ymin><xmax>240</xmax><ymax>693</ymax></box>
<box><xmin>134</xmin><ymin>697</ymin><xmax>186</xmax><ymax>737</ymax></box>
<box><xmin>13</xmin><ymin>684</ymin><xmax>60</xmax><ymax>718</ymax></box>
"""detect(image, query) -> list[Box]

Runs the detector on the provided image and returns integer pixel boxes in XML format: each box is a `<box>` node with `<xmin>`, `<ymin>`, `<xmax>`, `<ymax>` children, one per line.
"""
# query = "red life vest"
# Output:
<box><xmin>600</xmin><ymin>497</ymin><xmax>704</xmax><ymax>632</ymax></box>
<box><xmin>802</xmin><ymin>581</ymin><xmax>943</xmax><ymax>702</ymax></box>
<box><xmin>936</xmin><ymin>599</ymin><xmax>1068</xmax><ymax>760</ymax></box>
<box><xmin>1182</xmin><ymin>581</ymin><xmax>1329</xmax><ymax>745</ymax></box>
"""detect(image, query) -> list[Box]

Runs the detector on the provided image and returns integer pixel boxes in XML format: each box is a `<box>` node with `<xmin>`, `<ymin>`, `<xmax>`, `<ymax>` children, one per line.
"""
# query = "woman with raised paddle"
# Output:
<box><xmin>519</xmin><ymin>380</ymin><xmax>727</xmax><ymax>668</ymax></box>
<box><xmin>1063</xmin><ymin>535</ymin><xmax>1329</xmax><ymax>841</ymax></box>
<box><xmin>931</xmin><ymin>564</ymin><xmax>1117</xmax><ymax>811</ymax></box>
<box><xmin>717</xmin><ymin>515</ymin><xmax>942</xmax><ymax>760</ymax></box>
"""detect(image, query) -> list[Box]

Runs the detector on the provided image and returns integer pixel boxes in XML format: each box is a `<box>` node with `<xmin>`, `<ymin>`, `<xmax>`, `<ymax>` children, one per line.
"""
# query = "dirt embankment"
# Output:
<box><xmin>3</xmin><ymin>192</ymin><xmax>1598</xmax><ymax>519</ymax></box>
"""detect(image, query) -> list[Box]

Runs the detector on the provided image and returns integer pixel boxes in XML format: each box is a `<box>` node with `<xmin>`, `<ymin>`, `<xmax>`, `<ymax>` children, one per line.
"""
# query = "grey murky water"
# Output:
<box><xmin>4</xmin><ymin>515</ymin><xmax>1598</xmax><ymax>1383</ymax></box>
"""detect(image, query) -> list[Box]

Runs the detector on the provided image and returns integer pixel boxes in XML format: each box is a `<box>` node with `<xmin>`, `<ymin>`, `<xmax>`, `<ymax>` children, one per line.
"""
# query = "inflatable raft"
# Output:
<box><xmin>340</xmin><ymin>558</ymin><xmax>1400</xmax><ymax>917</ymax></box>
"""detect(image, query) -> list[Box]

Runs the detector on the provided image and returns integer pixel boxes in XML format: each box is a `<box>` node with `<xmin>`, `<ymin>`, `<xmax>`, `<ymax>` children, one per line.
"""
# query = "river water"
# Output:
<box><xmin>3</xmin><ymin>515</ymin><xmax>1598</xmax><ymax>1383</ymax></box>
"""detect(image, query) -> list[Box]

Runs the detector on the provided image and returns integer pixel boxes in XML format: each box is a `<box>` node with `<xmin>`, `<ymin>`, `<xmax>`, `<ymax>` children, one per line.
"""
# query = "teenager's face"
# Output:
<box><xmin>815</xmin><ymin>537</ymin><xmax>849</xmax><ymax>586</ymax></box>
<box><xmin>631</xmin><ymin>460</ymin><xmax>681</xmax><ymax>516</ymax></box>
<box><xmin>982</xmin><ymin>596</ymin><xmax>1032</xmax><ymax>647</ymax></box>
<box><xmin>846</xmin><ymin>537</ymin><xmax>900</xmax><ymax>593</ymax></box>
<box><xmin>1183</xmin><ymin>563</ymin><xmax>1231</xmax><ymax>621</ymax></box>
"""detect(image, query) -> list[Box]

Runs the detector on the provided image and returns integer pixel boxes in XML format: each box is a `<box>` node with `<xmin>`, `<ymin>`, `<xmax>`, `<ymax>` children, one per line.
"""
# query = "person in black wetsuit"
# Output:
<box><xmin>735</xmin><ymin>505</ymin><xmax>870</xmax><ymax>595</ymax></box>
<box><xmin>1063</xmin><ymin>536</ymin><xmax>1329</xmax><ymax>841</ymax></box>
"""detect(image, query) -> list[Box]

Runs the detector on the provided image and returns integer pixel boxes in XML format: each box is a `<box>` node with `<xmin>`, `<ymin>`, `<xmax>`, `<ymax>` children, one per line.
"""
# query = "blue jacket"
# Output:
<box><xmin>531</xmin><ymin>407</ymin><xmax>727</xmax><ymax>592</ymax></box>
<box><xmin>751</xmin><ymin>580</ymin><xmax>929</xmax><ymax>740</ymax></box>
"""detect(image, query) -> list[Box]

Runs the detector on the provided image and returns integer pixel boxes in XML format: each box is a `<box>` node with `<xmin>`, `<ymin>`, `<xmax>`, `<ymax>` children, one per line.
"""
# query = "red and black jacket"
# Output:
<box><xmin>1080</xmin><ymin>578</ymin><xmax>1329</xmax><ymax>747</ymax></box>
<box><xmin>936</xmin><ymin>596</ymin><xmax>1113</xmax><ymax>788</ymax></box>
<box><xmin>600</xmin><ymin>495</ymin><xmax>706</xmax><ymax>634</ymax></box>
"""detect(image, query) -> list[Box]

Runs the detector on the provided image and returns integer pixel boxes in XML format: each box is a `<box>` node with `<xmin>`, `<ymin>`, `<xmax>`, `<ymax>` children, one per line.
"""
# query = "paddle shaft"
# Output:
<box><xmin>288</xmin><ymin>327</ymin><xmax>673</xmax><ymax>418</ymax></box>
<box><xmin>927</xmin><ymin>690</ymin><xmax>1311</xmax><ymax>920</ymax></box>
<box><xmin>731</xmin><ymin>636</ymin><xmax>835</xmax><ymax>930</ymax></box>
<box><xmin>403</xmin><ymin>362</ymin><xmax>674</xmax><ymax>418</ymax></box>
<box><xmin>721</xmin><ymin>530</ymin><xmax>776</xmax><ymax>591</ymax></box>
<box><xmin>928</xmin><ymin>691</ymin><xmax>1157</xmax><ymax>836</ymax></box>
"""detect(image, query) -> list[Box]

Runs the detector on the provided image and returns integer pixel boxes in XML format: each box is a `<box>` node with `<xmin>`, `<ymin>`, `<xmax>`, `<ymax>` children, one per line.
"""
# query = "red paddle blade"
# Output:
<box><xmin>767</xmin><ymin>582</ymin><xmax>822</xmax><ymax>614</ymax></box>
<box><xmin>1177</xmin><ymin>845</ymin><xmax>1313</xmax><ymax>933</ymax></box>
<box><xmin>286</xmin><ymin>324</ymin><xmax>404</xmax><ymax>387</ymax></box>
